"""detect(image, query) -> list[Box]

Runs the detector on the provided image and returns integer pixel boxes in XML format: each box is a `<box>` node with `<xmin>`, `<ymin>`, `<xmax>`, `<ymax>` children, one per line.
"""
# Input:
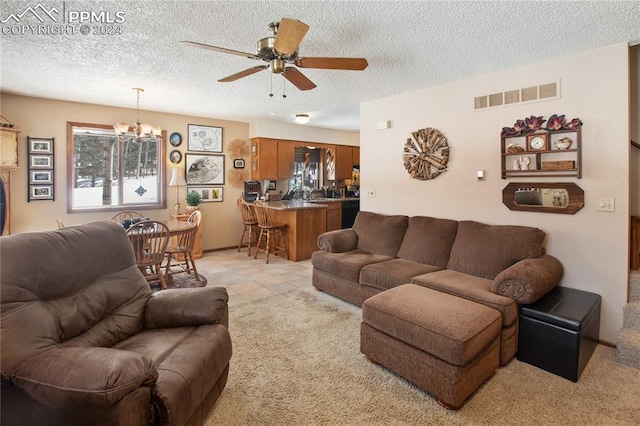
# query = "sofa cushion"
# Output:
<box><xmin>115</xmin><ymin>324</ymin><xmax>232</xmax><ymax>426</ymax></box>
<box><xmin>360</xmin><ymin>259</ymin><xmax>443</xmax><ymax>291</ymax></box>
<box><xmin>352</xmin><ymin>211</ymin><xmax>409</xmax><ymax>257</ymax></box>
<box><xmin>447</xmin><ymin>221</ymin><xmax>545</xmax><ymax>280</ymax></box>
<box><xmin>397</xmin><ymin>216</ymin><xmax>458</xmax><ymax>267</ymax></box>
<box><xmin>311</xmin><ymin>250</ymin><xmax>393</xmax><ymax>282</ymax></box>
<box><xmin>411</xmin><ymin>269</ymin><xmax>518</xmax><ymax>326</ymax></box>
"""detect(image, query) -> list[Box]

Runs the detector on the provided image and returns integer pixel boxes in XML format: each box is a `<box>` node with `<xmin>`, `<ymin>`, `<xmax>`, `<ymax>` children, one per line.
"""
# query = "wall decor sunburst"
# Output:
<box><xmin>228</xmin><ymin>168</ymin><xmax>249</xmax><ymax>189</ymax></box>
<box><xmin>227</xmin><ymin>138</ymin><xmax>250</xmax><ymax>158</ymax></box>
<box><xmin>403</xmin><ymin>127</ymin><xmax>449</xmax><ymax>180</ymax></box>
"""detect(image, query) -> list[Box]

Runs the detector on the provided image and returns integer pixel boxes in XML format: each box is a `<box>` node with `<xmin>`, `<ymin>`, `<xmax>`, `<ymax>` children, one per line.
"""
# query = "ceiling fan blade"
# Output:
<box><xmin>181</xmin><ymin>41</ymin><xmax>260</xmax><ymax>60</ymax></box>
<box><xmin>283</xmin><ymin>67</ymin><xmax>316</xmax><ymax>91</ymax></box>
<box><xmin>218</xmin><ymin>66</ymin><xmax>268</xmax><ymax>82</ymax></box>
<box><xmin>295</xmin><ymin>57</ymin><xmax>369</xmax><ymax>71</ymax></box>
<box><xmin>274</xmin><ymin>18</ymin><xmax>309</xmax><ymax>56</ymax></box>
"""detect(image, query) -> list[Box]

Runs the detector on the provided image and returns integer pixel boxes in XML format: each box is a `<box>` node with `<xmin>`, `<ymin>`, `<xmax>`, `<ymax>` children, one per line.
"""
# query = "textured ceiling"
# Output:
<box><xmin>1</xmin><ymin>1</ymin><xmax>639</xmax><ymax>132</ymax></box>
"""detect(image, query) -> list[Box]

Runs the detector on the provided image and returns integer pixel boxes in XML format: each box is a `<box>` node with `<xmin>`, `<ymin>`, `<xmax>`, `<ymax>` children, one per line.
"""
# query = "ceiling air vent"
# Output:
<box><xmin>474</xmin><ymin>79</ymin><xmax>560</xmax><ymax>111</ymax></box>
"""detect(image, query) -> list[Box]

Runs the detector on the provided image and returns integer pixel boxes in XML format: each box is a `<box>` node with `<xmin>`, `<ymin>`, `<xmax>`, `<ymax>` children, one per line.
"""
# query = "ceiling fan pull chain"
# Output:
<box><xmin>269</xmin><ymin>72</ymin><xmax>274</xmax><ymax>97</ymax></box>
<box><xmin>282</xmin><ymin>76</ymin><xmax>287</xmax><ymax>98</ymax></box>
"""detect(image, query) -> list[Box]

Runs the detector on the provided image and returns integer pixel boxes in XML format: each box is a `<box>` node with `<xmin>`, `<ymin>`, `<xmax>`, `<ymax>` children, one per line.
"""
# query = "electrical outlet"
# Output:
<box><xmin>367</xmin><ymin>190</ymin><xmax>376</xmax><ymax>198</ymax></box>
<box><xmin>597</xmin><ymin>197</ymin><xmax>615</xmax><ymax>212</ymax></box>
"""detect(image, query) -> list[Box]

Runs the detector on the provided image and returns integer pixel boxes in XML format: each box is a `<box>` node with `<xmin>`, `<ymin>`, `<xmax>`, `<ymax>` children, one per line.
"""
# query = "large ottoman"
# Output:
<box><xmin>361</xmin><ymin>284</ymin><xmax>501</xmax><ymax>409</ymax></box>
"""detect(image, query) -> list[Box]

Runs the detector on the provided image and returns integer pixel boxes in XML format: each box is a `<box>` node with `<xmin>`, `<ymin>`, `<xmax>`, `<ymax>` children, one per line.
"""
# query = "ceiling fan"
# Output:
<box><xmin>181</xmin><ymin>18</ymin><xmax>368</xmax><ymax>91</ymax></box>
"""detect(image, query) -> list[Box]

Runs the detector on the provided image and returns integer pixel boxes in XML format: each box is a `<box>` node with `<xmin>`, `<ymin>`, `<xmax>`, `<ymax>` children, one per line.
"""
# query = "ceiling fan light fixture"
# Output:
<box><xmin>295</xmin><ymin>114</ymin><xmax>310</xmax><ymax>124</ymax></box>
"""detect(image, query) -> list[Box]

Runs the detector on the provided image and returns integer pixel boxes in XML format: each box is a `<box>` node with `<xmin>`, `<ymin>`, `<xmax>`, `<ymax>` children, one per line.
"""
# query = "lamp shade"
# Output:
<box><xmin>169</xmin><ymin>167</ymin><xmax>186</xmax><ymax>187</ymax></box>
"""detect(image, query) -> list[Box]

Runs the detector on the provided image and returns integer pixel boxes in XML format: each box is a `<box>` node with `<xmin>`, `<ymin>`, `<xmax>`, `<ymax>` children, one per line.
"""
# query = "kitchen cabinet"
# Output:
<box><xmin>251</xmin><ymin>138</ymin><xmax>277</xmax><ymax>180</ymax></box>
<box><xmin>352</xmin><ymin>147</ymin><xmax>360</xmax><ymax>165</ymax></box>
<box><xmin>325</xmin><ymin>201</ymin><xmax>342</xmax><ymax>231</ymax></box>
<box><xmin>251</xmin><ymin>138</ymin><xmax>295</xmax><ymax>180</ymax></box>
<box><xmin>335</xmin><ymin>145</ymin><xmax>353</xmax><ymax>180</ymax></box>
<box><xmin>277</xmin><ymin>140</ymin><xmax>294</xmax><ymax>178</ymax></box>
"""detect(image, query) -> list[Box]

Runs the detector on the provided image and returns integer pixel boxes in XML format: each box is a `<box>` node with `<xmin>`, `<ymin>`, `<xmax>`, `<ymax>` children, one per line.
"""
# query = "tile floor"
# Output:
<box><xmin>195</xmin><ymin>247</ymin><xmax>314</xmax><ymax>306</ymax></box>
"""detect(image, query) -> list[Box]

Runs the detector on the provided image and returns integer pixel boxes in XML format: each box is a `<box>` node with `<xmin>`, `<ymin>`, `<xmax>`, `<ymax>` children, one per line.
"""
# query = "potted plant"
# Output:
<box><xmin>185</xmin><ymin>190</ymin><xmax>202</xmax><ymax>214</ymax></box>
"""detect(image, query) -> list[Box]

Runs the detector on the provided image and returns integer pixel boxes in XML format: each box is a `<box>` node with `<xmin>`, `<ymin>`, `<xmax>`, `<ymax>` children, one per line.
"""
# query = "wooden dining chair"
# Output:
<box><xmin>111</xmin><ymin>210</ymin><xmax>144</xmax><ymax>224</ymax></box>
<box><xmin>126</xmin><ymin>220</ymin><xmax>171</xmax><ymax>289</ymax></box>
<box><xmin>237</xmin><ymin>196</ymin><xmax>259</xmax><ymax>256</ymax></box>
<box><xmin>253</xmin><ymin>200</ymin><xmax>288</xmax><ymax>264</ymax></box>
<box><xmin>164</xmin><ymin>211</ymin><xmax>201</xmax><ymax>281</ymax></box>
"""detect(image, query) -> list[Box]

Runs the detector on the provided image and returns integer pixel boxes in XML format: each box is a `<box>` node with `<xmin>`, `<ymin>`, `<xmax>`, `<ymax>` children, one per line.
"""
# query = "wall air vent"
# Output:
<box><xmin>474</xmin><ymin>79</ymin><xmax>560</xmax><ymax>111</ymax></box>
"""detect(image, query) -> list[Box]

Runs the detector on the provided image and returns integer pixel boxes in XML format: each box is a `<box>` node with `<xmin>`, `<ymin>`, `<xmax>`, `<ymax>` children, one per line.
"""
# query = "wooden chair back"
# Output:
<box><xmin>175</xmin><ymin>211</ymin><xmax>201</xmax><ymax>252</ymax></box>
<box><xmin>187</xmin><ymin>210</ymin><xmax>202</xmax><ymax>227</ymax></box>
<box><xmin>238</xmin><ymin>197</ymin><xmax>258</xmax><ymax>225</ymax></box>
<box><xmin>126</xmin><ymin>220</ymin><xmax>170</xmax><ymax>287</ymax></box>
<box><xmin>111</xmin><ymin>210</ymin><xmax>144</xmax><ymax>224</ymax></box>
<box><xmin>253</xmin><ymin>200</ymin><xmax>276</xmax><ymax>228</ymax></box>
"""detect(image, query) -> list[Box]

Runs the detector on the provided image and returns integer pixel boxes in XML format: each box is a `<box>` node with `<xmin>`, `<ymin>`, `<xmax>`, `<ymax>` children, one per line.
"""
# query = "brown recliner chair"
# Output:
<box><xmin>0</xmin><ymin>221</ymin><xmax>232</xmax><ymax>426</ymax></box>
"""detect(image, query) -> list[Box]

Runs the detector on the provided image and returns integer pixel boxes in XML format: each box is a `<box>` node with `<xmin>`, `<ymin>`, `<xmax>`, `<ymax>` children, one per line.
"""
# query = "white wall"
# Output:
<box><xmin>360</xmin><ymin>43</ymin><xmax>630</xmax><ymax>344</ymax></box>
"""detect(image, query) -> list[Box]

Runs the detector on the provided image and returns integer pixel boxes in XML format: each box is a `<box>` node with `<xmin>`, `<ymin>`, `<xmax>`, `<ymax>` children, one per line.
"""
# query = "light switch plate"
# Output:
<box><xmin>597</xmin><ymin>197</ymin><xmax>615</xmax><ymax>212</ymax></box>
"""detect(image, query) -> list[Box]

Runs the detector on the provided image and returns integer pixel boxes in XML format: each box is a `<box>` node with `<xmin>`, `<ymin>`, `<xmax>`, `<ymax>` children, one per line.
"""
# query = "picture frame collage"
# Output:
<box><xmin>169</xmin><ymin>124</ymin><xmax>224</xmax><ymax>202</ymax></box>
<box><xmin>27</xmin><ymin>137</ymin><xmax>55</xmax><ymax>202</ymax></box>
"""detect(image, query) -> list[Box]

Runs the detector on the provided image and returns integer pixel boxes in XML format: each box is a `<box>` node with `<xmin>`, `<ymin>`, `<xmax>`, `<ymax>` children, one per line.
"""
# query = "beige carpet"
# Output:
<box><xmin>206</xmin><ymin>289</ymin><xmax>640</xmax><ymax>425</ymax></box>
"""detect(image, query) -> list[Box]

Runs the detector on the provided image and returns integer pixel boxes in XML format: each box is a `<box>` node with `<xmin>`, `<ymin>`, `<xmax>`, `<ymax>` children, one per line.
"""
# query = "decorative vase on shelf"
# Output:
<box><xmin>554</xmin><ymin>137</ymin><xmax>573</xmax><ymax>150</ymax></box>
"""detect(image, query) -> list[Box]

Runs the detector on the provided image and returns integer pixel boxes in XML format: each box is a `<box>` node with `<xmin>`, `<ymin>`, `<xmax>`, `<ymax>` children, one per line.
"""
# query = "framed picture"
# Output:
<box><xmin>30</xmin><ymin>170</ymin><xmax>53</xmax><ymax>184</ymax></box>
<box><xmin>234</xmin><ymin>159</ymin><xmax>245</xmax><ymax>169</ymax></box>
<box><xmin>169</xmin><ymin>132</ymin><xmax>182</xmax><ymax>147</ymax></box>
<box><xmin>187</xmin><ymin>124</ymin><xmax>222</xmax><ymax>153</ymax></box>
<box><xmin>30</xmin><ymin>185</ymin><xmax>53</xmax><ymax>200</ymax></box>
<box><xmin>267</xmin><ymin>180</ymin><xmax>276</xmax><ymax>190</ymax></box>
<box><xmin>29</xmin><ymin>138</ymin><xmax>53</xmax><ymax>154</ymax></box>
<box><xmin>169</xmin><ymin>149</ymin><xmax>182</xmax><ymax>164</ymax></box>
<box><xmin>30</xmin><ymin>155</ymin><xmax>52</xmax><ymax>168</ymax></box>
<box><xmin>188</xmin><ymin>186</ymin><xmax>223</xmax><ymax>203</ymax></box>
<box><xmin>27</xmin><ymin>136</ymin><xmax>55</xmax><ymax>202</ymax></box>
<box><xmin>185</xmin><ymin>153</ymin><xmax>225</xmax><ymax>185</ymax></box>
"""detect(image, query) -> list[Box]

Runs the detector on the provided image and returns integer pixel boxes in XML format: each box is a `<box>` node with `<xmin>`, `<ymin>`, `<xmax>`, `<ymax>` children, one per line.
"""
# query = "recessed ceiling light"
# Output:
<box><xmin>295</xmin><ymin>114</ymin><xmax>310</xmax><ymax>124</ymax></box>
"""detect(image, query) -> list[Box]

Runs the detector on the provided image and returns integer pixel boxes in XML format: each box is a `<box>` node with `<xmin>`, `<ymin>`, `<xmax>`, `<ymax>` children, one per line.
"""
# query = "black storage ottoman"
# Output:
<box><xmin>518</xmin><ymin>286</ymin><xmax>601</xmax><ymax>382</ymax></box>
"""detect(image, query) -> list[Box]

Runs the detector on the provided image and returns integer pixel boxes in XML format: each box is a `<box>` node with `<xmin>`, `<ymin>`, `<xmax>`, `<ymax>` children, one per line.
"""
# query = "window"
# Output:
<box><xmin>67</xmin><ymin>122</ymin><xmax>166</xmax><ymax>212</ymax></box>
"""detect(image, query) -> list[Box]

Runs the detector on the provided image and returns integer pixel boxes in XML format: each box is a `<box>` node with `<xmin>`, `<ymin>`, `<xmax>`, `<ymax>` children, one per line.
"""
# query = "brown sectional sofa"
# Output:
<box><xmin>312</xmin><ymin>211</ymin><xmax>564</xmax><ymax>365</ymax></box>
<box><xmin>1</xmin><ymin>221</ymin><xmax>232</xmax><ymax>425</ymax></box>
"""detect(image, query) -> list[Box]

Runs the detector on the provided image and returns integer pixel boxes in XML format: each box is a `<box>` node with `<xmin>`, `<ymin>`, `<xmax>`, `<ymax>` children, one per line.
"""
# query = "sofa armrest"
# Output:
<box><xmin>10</xmin><ymin>347</ymin><xmax>157</xmax><ymax>409</ymax></box>
<box><xmin>144</xmin><ymin>287</ymin><xmax>229</xmax><ymax>329</ymax></box>
<box><xmin>317</xmin><ymin>229</ymin><xmax>358</xmax><ymax>253</ymax></box>
<box><xmin>492</xmin><ymin>255</ymin><xmax>564</xmax><ymax>304</ymax></box>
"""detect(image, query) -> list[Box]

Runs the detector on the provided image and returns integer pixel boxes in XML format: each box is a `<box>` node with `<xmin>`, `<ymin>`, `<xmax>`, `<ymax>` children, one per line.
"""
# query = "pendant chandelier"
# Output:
<box><xmin>113</xmin><ymin>88</ymin><xmax>162</xmax><ymax>139</ymax></box>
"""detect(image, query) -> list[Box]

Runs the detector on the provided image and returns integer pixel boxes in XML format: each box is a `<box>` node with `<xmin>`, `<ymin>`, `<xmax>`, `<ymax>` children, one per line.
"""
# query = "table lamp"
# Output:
<box><xmin>169</xmin><ymin>167</ymin><xmax>187</xmax><ymax>215</ymax></box>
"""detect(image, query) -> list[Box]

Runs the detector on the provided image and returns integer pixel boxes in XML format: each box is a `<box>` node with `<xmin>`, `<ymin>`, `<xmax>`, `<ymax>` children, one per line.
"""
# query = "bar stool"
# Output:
<box><xmin>237</xmin><ymin>197</ymin><xmax>259</xmax><ymax>256</ymax></box>
<box><xmin>252</xmin><ymin>200</ymin><xmax>288</xmax><ymax>264</ymax></box>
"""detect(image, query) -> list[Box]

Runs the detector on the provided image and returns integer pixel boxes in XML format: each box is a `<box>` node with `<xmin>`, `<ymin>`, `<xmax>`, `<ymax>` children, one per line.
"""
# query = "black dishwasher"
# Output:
<box><xmin>341</xmin><ymin>200</ymin><xmax>360</xmax><ymax>228</ymax></box>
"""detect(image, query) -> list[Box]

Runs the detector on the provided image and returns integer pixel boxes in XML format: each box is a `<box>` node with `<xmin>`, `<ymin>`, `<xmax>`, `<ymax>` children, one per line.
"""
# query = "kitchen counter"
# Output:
<box><xmin>264</xmin><ymin>200</ymin><xmax>328</xmax><ymax>210</ymax></box>
<box><xmin>255</xmin><ymin>198</ymin><xmax>359</xmax><ymax>262</ymax></box>
<box><xmin>264</xmin><ymin>197</ymin><xmax>359</xmax><ymax>209</ymax></box>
